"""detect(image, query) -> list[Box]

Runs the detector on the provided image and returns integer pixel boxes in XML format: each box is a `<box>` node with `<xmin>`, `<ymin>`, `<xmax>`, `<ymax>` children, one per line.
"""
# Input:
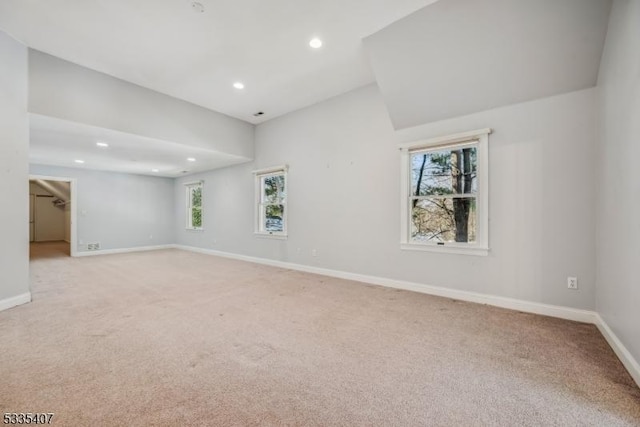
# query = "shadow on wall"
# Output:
<box><xmin>29</xmin><ymin>179</ymin><xmax>70</xmax><ymax>245</ymax></box>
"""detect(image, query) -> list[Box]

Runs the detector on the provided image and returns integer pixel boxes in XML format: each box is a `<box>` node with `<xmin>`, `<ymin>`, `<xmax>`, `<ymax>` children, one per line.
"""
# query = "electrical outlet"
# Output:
<box><xmin>311</xmin><ymin>249</ymin><xmax>317</xmax><ymax>257</ymax></box>
<box><xmin>567</xmin><ymin>277</ymin><xmax>578</xmax><ymax>290</ymax></box>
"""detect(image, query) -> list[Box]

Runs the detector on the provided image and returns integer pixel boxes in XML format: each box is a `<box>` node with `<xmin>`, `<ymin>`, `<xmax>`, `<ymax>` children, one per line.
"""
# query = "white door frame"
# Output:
<box><xmin>29</xmin><ymin>175</ymin><xmax>78</xmax><ymax>257</ymax></box>
<box><xmin>29</xmin><ymin>194</ymin><xmax>35</xmax><ymax>243</ymax></box>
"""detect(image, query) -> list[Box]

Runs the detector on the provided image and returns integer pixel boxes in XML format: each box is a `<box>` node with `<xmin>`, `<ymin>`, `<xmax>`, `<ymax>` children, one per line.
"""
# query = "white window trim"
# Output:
<box><xmin>253</xmin><ymin>165</ymin><xmax>288</xmax><ymax>239</ymax></box>
<box><xmin>399</xmin><ymin>128</ymin><xmax>491</xmax><ymax>256</ymax></box>
<box><xmin>185</xmin><ymin>180</ymin><xmax>204</xmax><ymax>231</ymax></box>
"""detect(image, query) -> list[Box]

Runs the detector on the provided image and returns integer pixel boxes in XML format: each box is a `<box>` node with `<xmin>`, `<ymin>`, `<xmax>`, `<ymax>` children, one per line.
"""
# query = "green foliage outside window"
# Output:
<box><xmin>189</xmin><ymin>185</ymin><xmax>203</xmax><ymax>229</ymax></box>
<box><xmin>262</xmin><ymin>174</ymin><xmax>285</xmax><ymax>232</ymax></box>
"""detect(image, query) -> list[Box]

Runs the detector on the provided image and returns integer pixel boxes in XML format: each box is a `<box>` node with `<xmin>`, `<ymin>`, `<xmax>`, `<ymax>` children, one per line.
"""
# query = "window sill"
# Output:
<box><xmin>254</xmin><ymin>232</ymin><xmax>288</xmax><ymax>240</ymax></box>
<box><xmin>401</xmin><ymin>243</ymin><xmax>489</xmax><ymax>256</ymax></box>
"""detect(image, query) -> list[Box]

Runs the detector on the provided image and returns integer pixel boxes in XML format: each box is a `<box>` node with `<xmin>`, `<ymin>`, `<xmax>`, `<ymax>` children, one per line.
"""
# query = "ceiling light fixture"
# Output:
<box><xmin>309</xmin><ymin>38</ymin><xmax>323</xmax><ymax>49</ymax></box>
<box><xmin>96</xmin><ymin>142</ymin><xmax>109</xmax><ymax>147</ymax></box>
<box><xmin>233</xmin><ymin>82</ymin><xmax>245</xmax><ymax>90</ymax></box>
<box><xmin>75</xmin><ymin>159</ymin><xmax>85</xmax><ymax>164</ymax></box>
<box><xmin>187</xmin><ymin>157</ymin><xmax>196</xmax><ymax>162</ymax></box>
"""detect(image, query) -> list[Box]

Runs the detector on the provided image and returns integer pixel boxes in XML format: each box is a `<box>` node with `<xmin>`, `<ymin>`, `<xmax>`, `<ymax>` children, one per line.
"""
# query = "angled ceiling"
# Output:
<box><xmin>3</xmin><ymin>0</ymin><xmax>614</xmax><ymax>175</ymax></box>
<box><xmin>364</xmin><ymin>0</ymin><xmax>612</xmax><ymax>129</ymax></box>
<box><xmin>30</xmin><ymin>179</ymin><xmax>70</xmax><ymax>202</ymax></box>
<box><xmin>0</xmin><ymin>0</ymin><xmax>437</xmax><ymax>124</ymax></box>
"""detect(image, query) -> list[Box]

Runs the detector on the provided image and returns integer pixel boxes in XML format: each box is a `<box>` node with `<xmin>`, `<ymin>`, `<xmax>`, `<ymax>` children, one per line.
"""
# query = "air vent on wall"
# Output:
<box><xmin>87</xmin><ymin>242</ymin><xmax>101</xmax><ymax>251</ymax></box>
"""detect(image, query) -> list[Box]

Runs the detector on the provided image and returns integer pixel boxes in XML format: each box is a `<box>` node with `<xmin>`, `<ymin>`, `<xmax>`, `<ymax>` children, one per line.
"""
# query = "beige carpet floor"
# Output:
<box><xmin>1</xmin><ymin>244</ymin><xmax>639</xmax><ymax>426</ymax></box>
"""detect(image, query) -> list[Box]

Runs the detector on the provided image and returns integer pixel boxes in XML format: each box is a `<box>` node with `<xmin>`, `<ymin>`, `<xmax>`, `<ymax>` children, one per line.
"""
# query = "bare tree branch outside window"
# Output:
<box><xmin>410</xmin><ymin>145</ymin><xmax>477</xmax><ymax>243</ymax></box>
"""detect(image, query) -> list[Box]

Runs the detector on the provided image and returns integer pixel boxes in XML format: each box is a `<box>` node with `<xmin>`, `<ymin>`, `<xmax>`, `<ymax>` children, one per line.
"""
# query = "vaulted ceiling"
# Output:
<box><xmin>0</xmin><ymin>0</ymin><xmax>613</xmax><ymax>177</ymax></box>
<box><xmin>364</xmin><ymin>0</ymin><xmax>612</xmax><ymax>129</ymax></box>
<box><xmin>0</xmin><ymin>0</ymin><xmax>436</xmax><ymax>124</ymax></box>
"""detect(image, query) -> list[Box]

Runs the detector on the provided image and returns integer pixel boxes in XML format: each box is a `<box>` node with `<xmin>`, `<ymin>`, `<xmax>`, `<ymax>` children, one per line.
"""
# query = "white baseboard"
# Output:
<box><xmin>23</xmin><ymin>242</ymin><xmax>640</xmax><ymax>388</ymax></box>
<box><xmin>177</xmin><ymin>244</ymin><xmax>640</xmax><ymax>386</ymax></box>
<box><xmin>74</xmin><ymin>244</ymin><xmax>174</xmax><ymax>257</ymax></box>
<box><xmin>173</xmin><ymin>244</ymin><xmax>597</xmax><ymax>324</ymax></box>
<box><xmin>595</xmin><ymin>314</ymin><xmax>640</xmax><ymax>387</ymax></box>
<box><xmin>0</xmin><ymin>292</ymin><xmax>32</xmax><ymax>313</ymax></box>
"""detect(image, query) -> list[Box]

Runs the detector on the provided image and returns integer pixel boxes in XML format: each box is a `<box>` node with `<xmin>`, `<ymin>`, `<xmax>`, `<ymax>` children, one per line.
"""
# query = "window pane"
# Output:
<box><xmin>410</xmin><ymin>197</ymin><xmax>476</xmax><ymax>243</ymax></box>
<box><xmin>191</xmin><ymin>207</ymin><xmax>202</xmax><ymax>228</ymax></box>
<box><xmin>264</xmin><ymin>204</ymin><xmax>284</xmax><ymax>232</ymax></box>
<box><xmin>191</xmin><ymin>186</ymin><xmax>202</xmax><ymax>208</ymax></box>
<box><xmin>263</xmin><ymin>174</ymin><xmax>285</xmax><ymax>203</ymax></box>
<box><xmin>411</xmin><ymin>146</ymin><xmax>477</xmax><ymax>196</ymax></box>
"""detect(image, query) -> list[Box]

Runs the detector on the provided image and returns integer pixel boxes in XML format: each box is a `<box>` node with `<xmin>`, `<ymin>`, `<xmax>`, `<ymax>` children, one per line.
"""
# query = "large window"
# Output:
<box><xmin>254</xmin><ymin>166</ymin><xmax>287</xmax><ymax>238</ymax></box>
<box><xmin>400</xmin><ymin>129</ymin><xmax>490</xmax><ymax>255</ymax></box>
<box><xmin>185</xmin><ymin>181</ymin><xmax>203</xmax><ymax>230</ymax></box>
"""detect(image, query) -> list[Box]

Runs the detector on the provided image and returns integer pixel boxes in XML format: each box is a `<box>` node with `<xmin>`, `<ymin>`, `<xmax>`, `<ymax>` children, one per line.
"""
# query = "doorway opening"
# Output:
<box><xmin>29</xmin><ymin>175</ymin><xmax>77</xmax><ymax>260</ymax></box>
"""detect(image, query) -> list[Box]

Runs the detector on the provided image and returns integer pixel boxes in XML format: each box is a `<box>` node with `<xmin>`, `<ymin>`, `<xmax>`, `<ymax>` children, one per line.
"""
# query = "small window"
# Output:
<box><xmin>400</xmin><ymin>129</ymin><xmax>490</xmax><ymax>255</ymax></box>
<box><xmin>185</xmin><ymin>181</ymin><xmax>203</xmax><ymax>230</ymax></box>
<box><xmin>254</xmin><ymin>166</ymin><xmax>287</xmax><ymax>238</ymax></box>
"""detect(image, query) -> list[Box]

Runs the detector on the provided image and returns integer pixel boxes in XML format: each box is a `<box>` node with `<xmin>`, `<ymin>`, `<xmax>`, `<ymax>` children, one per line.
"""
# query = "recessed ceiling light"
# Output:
<box><xmin>75</xmin><ymin>159</ymin><xmax>85</xmax><ymax>164</ymax></box>
<box><xmin>233</xmin><ymin>82</ymin><xmax>245</xmax><ymax>90</ymax></box>
<box><xmin>309</xmin><ymin>38</ymin><xmax>323</xmax><ymax>49</ymax></box>
<box><xmin>187</xmin><ymin>157</ymin><xmax>196</xmax><ymax>162</ymax></box>
<box><xmin>96</xmin><ymin>142</ymin><xmax>109</xmax><ymax>148</ymax></box>
<box><xmin>151</xmin><ymin>169</ymin><xmax>159</xmax><ymax>173</ymax></box>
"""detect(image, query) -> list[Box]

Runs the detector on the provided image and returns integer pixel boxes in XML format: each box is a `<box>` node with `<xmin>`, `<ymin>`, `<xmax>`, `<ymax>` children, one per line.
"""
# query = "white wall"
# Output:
<box><xmin>29</xmin><ymin>182</ymin><xmax>69</xmax><ymax>242</ymax></box>
<box><xmin>175</xmin><ymin>84</ymin><xmax>598</xmax><ymax>310</ymax></box>
<box><xmin>33</xmin><ymin>196</ymin><xmax>65</xmax><ymax>242</ymax></box>
<box><xmin>30</xmin><ymin>165</ymin><xmax>175</xmax><ymax>252</ymax></box>
<box><xmin>29</xmin><ymin>50</ymin><xmax>255</xmax><ymax>159</ymax></box>
<box><xmin>0</xmin><ymin>31</ymin><xmax>29</xmax><ymax>303</ymax></box>
<box><xmin>596</xmin><ymin>0</ymin><xmax>640</xmax><ymax>363</ymax></box>
<box><xmin>29</xmin><ymin>181</ymin><xmax>70</xmax><ymax>243</ymax></box>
